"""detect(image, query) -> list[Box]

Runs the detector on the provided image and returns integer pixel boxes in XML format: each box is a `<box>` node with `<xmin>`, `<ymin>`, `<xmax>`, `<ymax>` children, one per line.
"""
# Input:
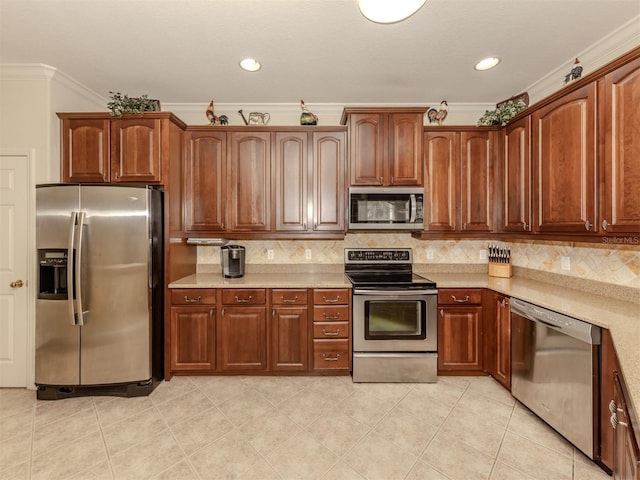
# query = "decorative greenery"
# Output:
<box><xmin>476</xmin><ymin>99</ymin><xmax>527</xmax><ymax>126</ymax></box>
<box><xmin>107</xmin><ymin>91</ymin><xmax>160</xmax><ymax>117</ymax></box>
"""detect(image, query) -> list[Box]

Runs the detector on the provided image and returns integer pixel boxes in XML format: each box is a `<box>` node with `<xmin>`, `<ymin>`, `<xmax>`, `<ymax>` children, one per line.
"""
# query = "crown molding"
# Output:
<box><xmin>525</xmin><ymin>15</ymin><xmax>640</xmax><ymax>105</ymax></box>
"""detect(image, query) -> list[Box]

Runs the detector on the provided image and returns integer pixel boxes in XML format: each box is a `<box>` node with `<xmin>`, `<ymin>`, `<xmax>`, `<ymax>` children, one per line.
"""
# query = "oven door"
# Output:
<box><xmin>353</xmin><ymin>289</ymin><xmax>437</xmax><ymax>352</ymax></box>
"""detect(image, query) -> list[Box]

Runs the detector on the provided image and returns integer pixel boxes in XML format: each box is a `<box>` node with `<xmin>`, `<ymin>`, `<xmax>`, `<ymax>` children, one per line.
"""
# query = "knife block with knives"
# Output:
<box><xmin>488</xmin><ymin>244</ymin><xmax>512</xmax><ymax>278</ymax></box>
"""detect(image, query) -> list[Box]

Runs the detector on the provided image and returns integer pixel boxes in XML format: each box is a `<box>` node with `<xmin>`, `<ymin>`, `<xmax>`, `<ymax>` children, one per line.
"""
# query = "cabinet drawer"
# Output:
<box><xmin>222</xmin><ymin>289</ymin><xmax>267</xmax><ymax>305</ymax></box>
<box><xmin>171</xmin><ymin>289</ymin><xmax>216</xmax><ymax>305</ymax></box>
<box><xmin>313</xmin><ymin>340</ymin><xmax>350</xmax><ymax>369</ymax></box>
<box><xmin>313</xmin><ymin>322</ymin><xmax>349</xmax><ymax>339</ymax></box>
<box><xmin>271</xmin><ymin>289</ymin><xmax>308</xmax><ymax>305</ymax></box>
<box><xmin>313</xmin><ymin>305</ymin><xmax>350</xmax><ymax>322</ymax></box>
<box><xmin>438</xmin><ymin>289</ymin><xmax>482</xmax><ymax>305</ymax></box>
<box><xmin>313</xmin><ymin>289</ymin><xmax>350</xmax><ymax>305</ymax></box>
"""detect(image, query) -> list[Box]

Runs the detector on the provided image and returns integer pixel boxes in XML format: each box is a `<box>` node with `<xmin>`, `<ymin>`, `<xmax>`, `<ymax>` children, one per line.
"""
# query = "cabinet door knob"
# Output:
<box><xmin>523</xmin><ymin>222</ymin><xmax>528</xmax><ymax>230</ymax></box>
<box><xmin>602</xmin><ymin>220</ymin><xmax>609</xmax><ymax>230</ymax></box>
<box><xmin>440</xmin><ymin>308</ymin><xmax>444</xmax><ymax>317</ymax></box>
<box><xmin>379</xmin><ymin>177</ymin><xmax>383</xmax><ymax>185</ymax></box>
<box><xmin>585</xmin><ymin>220</ymin><xmax>592</xmax><ymax>231</ymax></box>
<box><xmin>390</xmin><ymin>176</ymin><xmax>394</xmax><ymax>184</ymax></box>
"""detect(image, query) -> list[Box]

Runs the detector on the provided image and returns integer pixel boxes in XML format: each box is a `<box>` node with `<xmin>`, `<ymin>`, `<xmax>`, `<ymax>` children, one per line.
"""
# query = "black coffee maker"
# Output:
<box><xmin>221</xmin><ymin>245</ymin><xmax>245</xmax><ymax>278</ymax></box>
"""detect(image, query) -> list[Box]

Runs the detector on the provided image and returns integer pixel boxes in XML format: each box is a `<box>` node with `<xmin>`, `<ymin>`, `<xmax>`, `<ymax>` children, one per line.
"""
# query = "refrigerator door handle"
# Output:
<box><xmin>74</xmin><ymin>211</ymin><xmax>86</xmax><ymax>326</ymax></box>
<box><xmin>67</xmin><ymin>212</ymin><xmax>78</xmax><ymax>325</ymax></box>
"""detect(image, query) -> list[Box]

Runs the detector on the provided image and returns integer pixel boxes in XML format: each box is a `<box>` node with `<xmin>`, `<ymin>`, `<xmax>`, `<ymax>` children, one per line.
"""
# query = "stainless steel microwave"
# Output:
<box><xmin>348</xmin><ymin>187</ymin><xmax>424</xmax><ymax>230</ymax></box>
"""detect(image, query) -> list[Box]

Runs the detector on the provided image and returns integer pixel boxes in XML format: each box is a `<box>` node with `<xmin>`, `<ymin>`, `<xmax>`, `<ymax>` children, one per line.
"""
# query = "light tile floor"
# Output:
<box><xmin>0</xmin><ymin>375</ymin><xmax>611</xmax><ymax>480</ymax></box>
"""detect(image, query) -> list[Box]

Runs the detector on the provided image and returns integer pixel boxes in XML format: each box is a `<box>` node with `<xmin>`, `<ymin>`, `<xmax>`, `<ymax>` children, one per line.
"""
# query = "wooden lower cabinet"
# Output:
<box><xmin>437</xmin><ymin>289</ymin><xmax>484</xmax><ymax>374</ymax></box>
<box><xmin>271</xmin><ymin>289</ymin><xmax>308</xmax><ymax>371</ymax></box>
<box><xmin>312</xmin><ymin>288</ymin><xmax>351</xmax><ymax>372</ymax></box>
<box><xmin>600</xmin><ymin>329</ymin><xmax>640</xmax><ymax>478</ymax></box>
<box><xmin>219</xmin><ymin>289</ymin><xmax>268</xmax><ymax>371</ymax></box>
<box><xmin>169</xmin><ymin>289</ymin><xmax>216</xmax><ymax>372</ymax></box>
<box><xmin>613</xmin><ymin>372</ymin><xmax>640</xmax><ymax>479</ymax></box>
<box><xmin>168</xmin><ymin>287</ymin><xmax>351</xmax><ymax>376</ymax></box>
<box><xmin>484</xmin><ymin>291</ymin><xmax>511</xmax><ymax>389</ymax></box>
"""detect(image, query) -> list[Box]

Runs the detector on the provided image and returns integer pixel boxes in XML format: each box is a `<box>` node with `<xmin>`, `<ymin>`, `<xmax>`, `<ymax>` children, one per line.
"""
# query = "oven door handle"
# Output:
<box><xmin>354</xmin><ymin>289</ymin><xmax>438</xmax><ymax>296</ymax></box>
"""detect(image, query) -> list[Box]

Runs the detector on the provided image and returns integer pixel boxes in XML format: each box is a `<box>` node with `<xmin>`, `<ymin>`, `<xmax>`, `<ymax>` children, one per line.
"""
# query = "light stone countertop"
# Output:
<box><xmin>169</xmin><ymin>270</ymin><xmax>640</xmax><ymax>428</ymax></box>
<box><xmin>168</xmin><ymin>272</ymin><xmax>352</xmax><ymax>289</ymax></box>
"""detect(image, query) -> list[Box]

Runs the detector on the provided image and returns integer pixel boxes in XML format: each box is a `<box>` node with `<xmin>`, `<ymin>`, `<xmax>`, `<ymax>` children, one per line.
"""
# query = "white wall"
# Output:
<box><xmin>0</xmin><ymin>64</ymin><xmax>105</xmax><ymax>183</ymax></box>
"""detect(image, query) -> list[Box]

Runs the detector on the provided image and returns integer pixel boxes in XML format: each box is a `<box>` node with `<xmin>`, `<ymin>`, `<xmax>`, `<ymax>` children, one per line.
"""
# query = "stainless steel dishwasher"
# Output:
<box><xmin>510</xmin><ymin>297</ymin><xmax>601</xmax><ymax>459</ymax></box>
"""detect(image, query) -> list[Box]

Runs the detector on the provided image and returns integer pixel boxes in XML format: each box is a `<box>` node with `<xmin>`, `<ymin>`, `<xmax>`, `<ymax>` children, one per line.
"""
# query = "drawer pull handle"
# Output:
<box><xmin>452</xmin><ymin>295</ymin><xmax>470</xmax><ymax>303</ymax></box>
<box><xmin>322</xmin><ymin>328</ymin><xmax>341</xmax><ymax>337</ymax></box>
<box><xmin>323</xmin><ymin>296</ymin><xmax>340</xmax><ymax>304</ymax></box>
<box><xmin>323</xmin><ymin>313</ymin><xmax>341</xmax><ymax>320</ymax></box>
<box><xmin>282</xmin><ymin>296</ymin><xmax>298</xmax><ymax>303</ymax></box>
<box><xmin>184</xmin><ymin>295</ymin><xmax>202</xmax><ymax>303</ymax></box>
<box><xmin>235</xmin><ymin>295</ymin><xmax>253</xmax><ymax>303</ymax></box>
<box><xmin>322</xmin><ymin>353</ymin><xmax>341</xmax><ymax>362</ymax></box>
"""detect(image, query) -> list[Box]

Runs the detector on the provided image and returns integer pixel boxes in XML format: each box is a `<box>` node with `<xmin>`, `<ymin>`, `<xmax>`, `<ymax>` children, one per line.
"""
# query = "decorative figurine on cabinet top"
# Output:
<box><xmin>564</xmin><ymin>58</ymin><xmax>583</xmax><ymax>84</ymax></box>
<box><xmin>427</xmin><ymin>100</ymin><xmax>448</xmax><ymax>125</ymax></box>
<box><xmin>300</xmin><ymin>100</ymin><xmax>318</xmax><ymax>125</ymax></box>
<box><xmin>205</xmin><ymin>101</ymin><xmax>228</xmax><ymax>125</ymax></box>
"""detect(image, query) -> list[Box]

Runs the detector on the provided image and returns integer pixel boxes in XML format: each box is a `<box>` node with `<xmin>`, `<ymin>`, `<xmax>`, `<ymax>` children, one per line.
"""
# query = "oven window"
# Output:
<box><xmin>364</xmin><ymin>300</ymin><xmax>426</xmax><ymax>340</ymax></box>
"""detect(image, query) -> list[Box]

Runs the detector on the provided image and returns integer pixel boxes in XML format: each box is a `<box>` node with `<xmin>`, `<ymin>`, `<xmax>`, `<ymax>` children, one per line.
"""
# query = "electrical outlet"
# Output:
<box><xmin>561</xmin><ymin>256</ymin><xmax>570</xmax><ymax>271</ymax></box>
<box><xmin>426</xmin><ymin>249</ymin><xmax>434</xmax><ymax>260</ymax></box>
<box><xmin>480</xmin><ymin>249</ymin><xmax>487</xmax><ymax>261</ymax></box>
<box><xmin>305</xmin><ymin>249</ymin><xmax>312</xmax><ymax>260</ymax></box>
<box><xmin>267</xmin><ymin>249</ymin><xmax>274</xmax><ymax>260</ymax></box>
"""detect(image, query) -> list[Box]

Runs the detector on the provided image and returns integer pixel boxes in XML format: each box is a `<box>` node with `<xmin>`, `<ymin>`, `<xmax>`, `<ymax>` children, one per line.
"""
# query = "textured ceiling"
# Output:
<box><xmin>1</xmin><ymin>0</ymin><xmax>638</xmax><ymax>105</ymax></box>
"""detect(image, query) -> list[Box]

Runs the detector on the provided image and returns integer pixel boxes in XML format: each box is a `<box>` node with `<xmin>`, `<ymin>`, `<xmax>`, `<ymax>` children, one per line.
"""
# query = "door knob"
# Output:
<box><xmin>10</xmin><ymin>279</ymin><xmax>24</xmax><ymax>288</ymax></box>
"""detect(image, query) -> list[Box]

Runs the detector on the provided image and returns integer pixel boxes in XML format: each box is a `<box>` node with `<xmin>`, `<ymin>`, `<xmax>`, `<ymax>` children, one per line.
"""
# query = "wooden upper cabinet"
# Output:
<box><xmin>110</xmin><ymin>118</ymin><xmax>162</xmax><ymax>183</ymax></box>
<box><xmin>424</xmin><ymin>129</ymin><xmax>493</xmax><ymax>233</ymax></box>
<box><xmin>424</xmin><ymin>131</ymin><xmax>459</xmax><ymax>231</ymax></box>
<box><xmin>184</xmin><ymin>131</ymin><xmax>227</xmax><ymax>232</ymax></box>
<box><xmin>502</xmin><ymin>116</ymin><xmax>532</xmax><ymax>232</ymax></box>
<box><xmin>229</xmin><ymin>132</ymin><xmax>271</xmax><ymax>232</ymax></box>
<box><xmin>274</xmin><ymin>132</ymin><xmax>308</xmax><ymax>232</ymax></box>
<box><xmin>388</xmin><ymin>113</ymin><xmax>424</xmax><ymax>186</ymax></box>
<box><xmin>347</xmin><ymin>112</ymin><xmax>385</xmax><ymax>185</ymax></box>
<box><xmin>343</xmin><ymin>107</ymin><xmax>426</xmax><ymax>186</ymax></box>
<box><xmin>532</xmin><ymin>83</ymin><xmax>597</xmax><ymax>233</ymax></box>
<box><xmin>599</xmin><ymin>57</ymin><xmax>640</xmax><ymax>235</ymax></box>
<box><xmin>59</xmin><ymin>113</ymin><xmax>186</xmax><ymax>186</ymax></box>
<box><xmin>60</xmin><ymin>118</ymin><xmax>110</xmax><ymax>183</ymax></box>
<box><xmin>460</xmin><ymin>131</ymin><xmax>493</xmax><ymax>232</ymax></box>
<box><xmin>313</xmin><ymin>131</ymin><xmax>346</xmax><ymax>232</ymax></box>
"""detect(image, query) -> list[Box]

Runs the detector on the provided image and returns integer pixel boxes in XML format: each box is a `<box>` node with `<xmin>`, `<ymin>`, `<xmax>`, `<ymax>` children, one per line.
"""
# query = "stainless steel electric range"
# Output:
<box><xmin>344</xmin><ymin>248</ymin><xmax>438</xmax><ymax>383</ymax></box>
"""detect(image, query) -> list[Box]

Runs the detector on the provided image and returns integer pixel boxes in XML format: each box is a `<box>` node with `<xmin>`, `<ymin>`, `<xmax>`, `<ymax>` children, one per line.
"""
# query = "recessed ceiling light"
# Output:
<box><xmin>239</xmin><ymin>58</ymin><xmax>261</xmax><ymax>72</ymax></box>
<box><xmin>358</xmin><ymin>0</ymin><xmax>427</xmax><ymax>24</ymax></box>
<box><xmin>475</xmin><ymin>57</ymin><xmax>501</xmax><ymax>71</ymax></box>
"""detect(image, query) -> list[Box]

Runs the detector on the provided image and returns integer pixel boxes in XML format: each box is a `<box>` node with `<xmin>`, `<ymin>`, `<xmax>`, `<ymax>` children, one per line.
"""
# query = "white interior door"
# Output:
<box><xmin>0</xmin><ymin>155</ymin><xmax>30</xmax><ymax>386</ymax></box>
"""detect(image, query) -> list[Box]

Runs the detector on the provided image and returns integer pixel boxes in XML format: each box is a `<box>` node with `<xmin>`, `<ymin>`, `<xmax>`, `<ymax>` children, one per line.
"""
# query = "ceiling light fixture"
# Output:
<box><xmin>239</xmin><ymin>58</ymin><xmax>261</xmax><ymax>72</ymax></box>
<box><xmin>358</xmin><ymin>0</ymin><xmax>427</xmax><ymax>24</ymax></box>
<box><xmin>475</xmin><ymin>57</ymin><xmax>501</xmax><ymax>71</ymax></box>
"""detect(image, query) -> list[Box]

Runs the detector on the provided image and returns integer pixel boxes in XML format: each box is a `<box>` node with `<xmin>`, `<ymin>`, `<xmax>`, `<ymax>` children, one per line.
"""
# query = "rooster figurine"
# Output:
<box><xmin>427</xmin><ymin>100</ymin><xmax>448</xmax><ymax>125</ymax></box>
<box><xmin>564</xmin><ymin>58</ymin><xmax>583</xmax><ymax>84</ymax></box>
<box><xmin>300</xmin><ymin>100</ymin><xmax>318</xmax><ymax>125</ymax></box>
<box><xmin>435</xmin><ymin>100</ymin><xmax>448</xmax><ymax>125</ymax></box>
<box><xmin>206</xmin><ymin>101</ymin><xmax>216</xmax><ymax>125</ymax></box>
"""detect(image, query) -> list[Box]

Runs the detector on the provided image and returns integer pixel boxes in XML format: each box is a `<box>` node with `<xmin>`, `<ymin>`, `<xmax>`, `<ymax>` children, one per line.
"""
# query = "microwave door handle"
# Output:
<box><xmin>409</xmin><ymin>195</ymin><xmax>417</xmax><ymax>223</ymax></box>
<box><xmin>74</xmin><ymin>212</ymin><xmax>86</xmax><ymax>326</ymax></box>
<box><xmin>67</xmin><ymin>212</ymin><xmax>78</xmax><ymax>325</ymax></box>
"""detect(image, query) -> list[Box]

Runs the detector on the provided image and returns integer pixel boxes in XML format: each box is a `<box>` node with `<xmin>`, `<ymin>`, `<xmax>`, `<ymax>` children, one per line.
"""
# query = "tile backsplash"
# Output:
<box><xmin>197</xmin><ymin>234</ymin><xmax>640</xmax><ymax>289</ymax></box>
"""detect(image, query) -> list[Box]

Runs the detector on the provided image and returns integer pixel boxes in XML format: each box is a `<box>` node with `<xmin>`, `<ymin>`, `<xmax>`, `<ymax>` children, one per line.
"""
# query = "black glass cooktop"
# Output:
<box><xmin>345</xmin><ymin>270</ymin><xmax>437</xmax><ymax>289</ymax></box>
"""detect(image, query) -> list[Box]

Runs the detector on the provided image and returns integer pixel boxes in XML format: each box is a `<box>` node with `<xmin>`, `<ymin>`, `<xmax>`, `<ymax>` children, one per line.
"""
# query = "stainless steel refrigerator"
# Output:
<box><xmin>35</xmin><ymin>184</ymin><xmax>164</xmax><ymax>400</ymax></box>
